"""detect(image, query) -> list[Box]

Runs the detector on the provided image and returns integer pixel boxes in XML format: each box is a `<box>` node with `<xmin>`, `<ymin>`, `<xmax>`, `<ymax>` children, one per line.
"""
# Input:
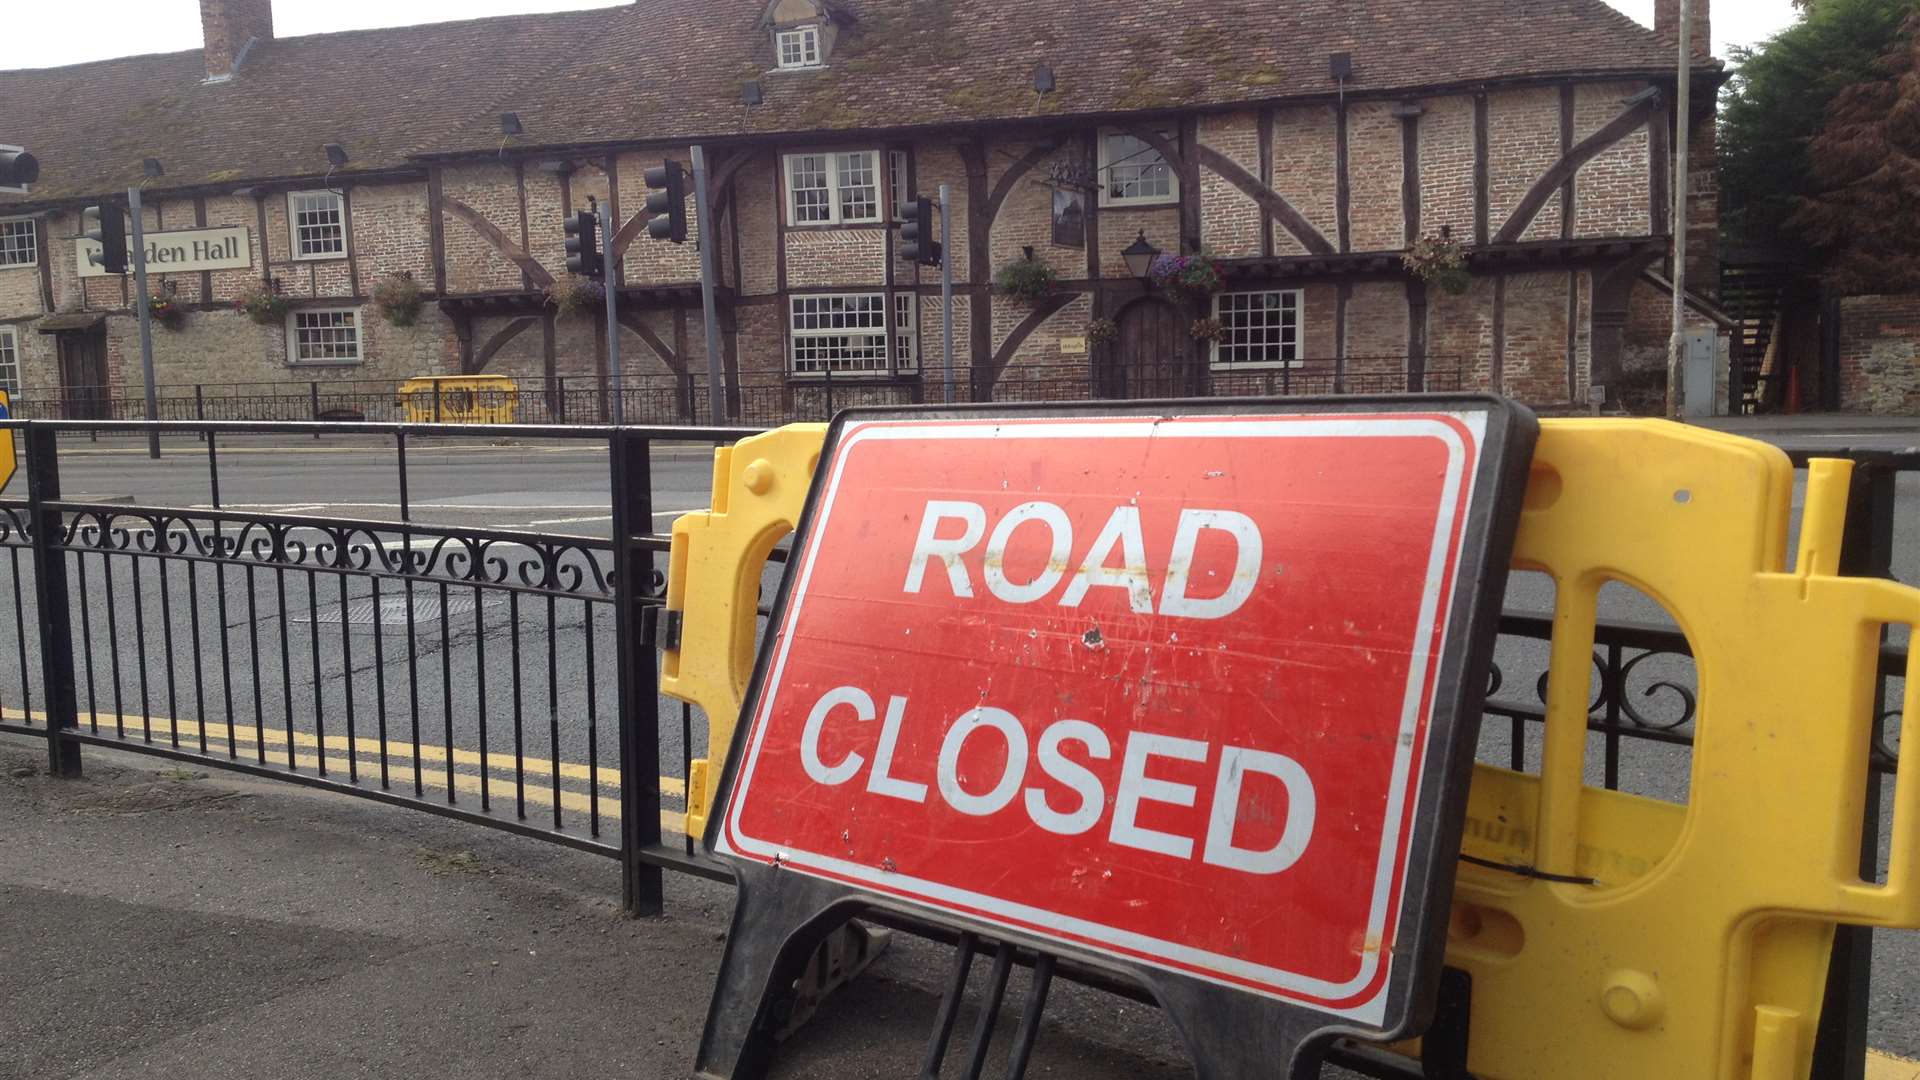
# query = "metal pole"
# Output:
<box><xmin>940</xmin><ymin>183</ymin><xmax>955</xmax><ymax>404</ymax></box>
<box><xmin>127</xmin><ymin>187</ymin><xmax>160</xmax><ymax>458</ymax></box>
<box><xmin>1665</xmin><ymin>0</ymin><xmax>1692</xmax><ymax>421</ymax></box>
<box><xmin>600</xmin><ymin>198</ymin><xmax>623</xmax><ymax>425</ymax></box>
<box><xmin>609</xmin><ymin>429</ymin><xmax>664</xmax><ymax>915</ymax></box>
<box><xmin>692</xmin><ymin>146</ymin><xmax>728</xmax><ymax>424</ymax></box>
<box><xmin>25</xmin><ymin>424</ymin><xmax>80</xmax><ymax>777</ymax></box>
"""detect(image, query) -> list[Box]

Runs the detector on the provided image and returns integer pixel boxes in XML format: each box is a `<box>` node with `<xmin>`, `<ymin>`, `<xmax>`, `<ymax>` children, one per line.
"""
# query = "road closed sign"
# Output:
<box><xmin>709</xmin><ymin>400</ymin><xmax>1533</xmax><ymax>1034</ymax></box>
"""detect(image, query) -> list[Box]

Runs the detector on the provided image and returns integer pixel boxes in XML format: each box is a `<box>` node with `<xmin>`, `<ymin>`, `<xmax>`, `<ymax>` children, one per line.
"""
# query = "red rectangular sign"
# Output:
<box><xmin>714</xmin><ymin>411</ymin><xmax>1489</xmax><ymax>1024</ymax></box>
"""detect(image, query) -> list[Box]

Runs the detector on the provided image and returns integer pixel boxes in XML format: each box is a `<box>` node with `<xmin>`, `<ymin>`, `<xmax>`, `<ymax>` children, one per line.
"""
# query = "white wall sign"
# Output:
<box><xmin>76</xmin><ymin>225</ymin><xmax>252</xmax><ymax>278</ymax></box>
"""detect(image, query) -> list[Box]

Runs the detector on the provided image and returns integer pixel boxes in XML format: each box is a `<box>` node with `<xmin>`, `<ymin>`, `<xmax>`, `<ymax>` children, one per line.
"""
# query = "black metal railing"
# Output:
<box><xmin>0</xmin><ymin>419</ymin><xmax>763</xmax><ymax>911</ymax></box>
<box><xmin>6</xmin><ymin>357</ymin><xmax>1463</xmax><ymax>431</ymax></box>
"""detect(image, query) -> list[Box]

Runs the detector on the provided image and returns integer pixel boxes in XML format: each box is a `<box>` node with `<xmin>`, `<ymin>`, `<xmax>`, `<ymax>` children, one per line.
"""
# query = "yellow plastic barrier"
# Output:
<box><xmin>658</xmin><ymin>424</ymin><xmax>826</xmax><ymax>841</ymax></box>
<box><xmin>395</xmin><ymin>374</ymin><xmax>519</xmax><ymax>424</ymax></box>
<box><xmin>659</xmin><ymin>417</ymin><xmax>1920</xmax><ymax>1079</ymax></box>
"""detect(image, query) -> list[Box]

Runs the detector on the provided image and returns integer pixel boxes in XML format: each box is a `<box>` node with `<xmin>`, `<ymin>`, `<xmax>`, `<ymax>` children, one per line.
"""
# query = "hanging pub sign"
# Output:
<box><xmin>695</xmin><ymin>396</ymin><xmax>1538</xmax><ymax>1079</ymax></box>
<box><xmin>1050</xmin><ymin>188</ymin><xmax>1086</xmax><ymax>248</ymax></box>
<box><xmin>76</xmin><ymin>225</ymin><xmax>252</xmax><ymax>278</ymax></box>
<box><xmin>1042</xmin><ymin>154</ymin><xmax>1095</xmax><ymax>250</ymax></box>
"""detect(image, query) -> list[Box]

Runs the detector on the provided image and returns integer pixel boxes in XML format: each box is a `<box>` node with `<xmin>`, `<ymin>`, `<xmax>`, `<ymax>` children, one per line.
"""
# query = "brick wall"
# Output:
<box><xmin>1428</xmin><ymin>276</ymin><xmax>1497</xmax><ymax>390</ymax></box>
<box><xmin>990</xmin><ymin>141</ymin><xmax>1086</xmax><ymax>278</ymax></box>
<box><xmin>1270</xmin><ymin>105</ymin><xmax>1339</xmax><ymax>255</ymax></box>
<box><xmin>1488</xmin><ymin>87</ymin><xmax>1563</xmax><ymax>243</ymax></box>
<box><xmin>1098</xmin><ymin>207</ymin><xmax>1179</xmax><ymax>280</ymax></box>
<box><xmin>736</xmin><ymin>301</ymin><xmax>789</xmax><ymax>378</ymax></box>
<box><xmin>8</xmin><ymin>317</ymin><xmax>58</xmax><ymax>387</ymax></box>
<box><xmin>914</xmin><ymin>144</ymin><xmax>974</xmax><ymax>286</ymax></box>
<box><xmin>1572</xmin><ymin>271</ymin><xmax>1593</xmax><ymax>401</ymax></box>
<box><xmin>443</xmin><ymin>164</ymin><xmax>527</xmax><ymax>293</ymax></box>
<box><xmin>735</xmin><ymin>154</ymin><xmax>781</xmax><ymax>297</ymax></box>
<box><xmin>352</xmin><ymin>183</ymin><xmax>434</xmax><ymax>283</ymax></box>
<box><xmin>785</xmin><ymin>229</ymin><xmax>886</xmax><ymax>288</ymax></box>
<box><xmin>1419</xmin><ymin>96</ymin><xmax>1475</xmax><ymax>242</ymax></box>
<box><xmin>917</xmin><ymin>293</ymin><xmax>972</xmax><ymax>379</ymax></box>
<box><xmin>1838</xmin><ymin>294</ymin><xmax>1920</xmax><ymax>414</ymax></box>
<box><xmin>1301</xmin><ymin>284</ymin><xmax>1338</xmax><ymax>361</ymax></box>
<box><xmin>1345</xmin><ymin>102</ymin><xmax>1405</xmax><ymax>253</ymax></box>
<box><xmin>1573</xmin><ymin>82</ymin><xmax>1652</xmax><ymax>238</ymax></box>
<box><xmin>1344</xmin><ymin>283</ymin><xmax>1407</xmax><ymax>374</ymax></box>
<box><xmin>1501</xmin><ymin>272</ymin><xmax>1573</xmax><ymax>403</ymax></box>
<box><xmin>102</xmin><ymin>305</ymin><xmax>456</xmax><ymax>391</ymax></box>
<box><xmin>0</xmin><ymin>268</ymin><xmax>40</xmax><ymax>318</ymax></box>
<box><xmin>612</xmin><ymin>148</ymin><xmax>704</xmax><ymax>285</ymax></box>
<box><xmin>1199</xmin><ymin>113</ymin><xmax>1262</xmax><ymax>259</ymax></box>
<box><xmin>995</xmin><ymin>292</ymin><xmax>1090</xmax><ymax>363</ymax></box>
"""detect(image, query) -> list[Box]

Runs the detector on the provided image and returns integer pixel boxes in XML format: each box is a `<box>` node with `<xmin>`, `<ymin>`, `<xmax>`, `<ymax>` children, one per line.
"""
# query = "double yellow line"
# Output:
<box><xmin>6</xmin><ymin>707</ymin><xmax>687</xmax><ymax>835</ymax></box>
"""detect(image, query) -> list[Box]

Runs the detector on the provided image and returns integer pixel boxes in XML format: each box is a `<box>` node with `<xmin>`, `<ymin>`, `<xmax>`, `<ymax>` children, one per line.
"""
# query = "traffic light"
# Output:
<box><xmin>0</xmin><ymin>147</ymin><xmax>37</xmax><ymax>191</ymax></box>
<box><xmin>564</xmin><ymin>209</ymin><xmax>602</xmax><ymax>279</ymax></box>
<box><xmin>80</xmin><ymin>202</ymin><xmax>128</xmax><ymax>275</ymax></box>
<box><xmin>644</xmin><ymin>160</ymin><xmax>687</xmax><ymax>244</ymax></box>
<box><xmin>896</xmin><ymin>196</ymin><xmax>941</xmax><ymax>267</ymax></box>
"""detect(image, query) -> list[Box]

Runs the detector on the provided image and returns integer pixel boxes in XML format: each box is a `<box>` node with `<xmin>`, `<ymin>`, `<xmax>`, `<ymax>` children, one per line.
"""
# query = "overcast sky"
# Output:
<box><xmin>9</xmin><ymin>0</ymin><xmax>1802</xmax><ymax>70</ymax></box>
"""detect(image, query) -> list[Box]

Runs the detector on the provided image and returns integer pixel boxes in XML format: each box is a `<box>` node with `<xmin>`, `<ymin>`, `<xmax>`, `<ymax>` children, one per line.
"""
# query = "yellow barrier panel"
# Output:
<box><xmin>658</xmin><ymin>424</ymin><xmax>826</xmax><ymax>841</ymax></box>
<box><xmin>394</xmin><ymin>374</ymin><xmax>519</xmax><ymax>424</ymax></box>
<box><xmin>659</xmin><ymin>417</ymin><xmax>1920</xmax><ymax>1079</ymax></box>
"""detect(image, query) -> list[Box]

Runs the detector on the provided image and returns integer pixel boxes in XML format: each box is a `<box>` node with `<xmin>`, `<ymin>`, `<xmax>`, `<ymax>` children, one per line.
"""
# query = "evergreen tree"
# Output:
<box><xmin>1719</xmin><ymin>0</ymin><xmax>1918</xmax><ymax>259</ymax></box>
<box><xmin>1789</xmin><ymin>15</ymin><xmax>1920</xmax><ymax>293</ymax></box>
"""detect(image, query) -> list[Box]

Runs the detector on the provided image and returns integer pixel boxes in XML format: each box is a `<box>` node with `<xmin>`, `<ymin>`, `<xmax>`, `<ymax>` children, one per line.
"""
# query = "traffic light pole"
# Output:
<box><xmin>939</xmin><ymin>184</ymin><xmax>954</xmax><ymax>405</ymax></box>
<box><xmin>127</xmin><ymin>187</ymin><xmax>160</xmax><ymax>459</ymax></box>
<box><xmin>599</xmin><ymin>199</ymin><xmax>623</xmax><ymax>425</ymax></box>
<box><xmin>691</xmin><ymin>146</ymin><xmax>728</xmax><ymax>425</ymax></box>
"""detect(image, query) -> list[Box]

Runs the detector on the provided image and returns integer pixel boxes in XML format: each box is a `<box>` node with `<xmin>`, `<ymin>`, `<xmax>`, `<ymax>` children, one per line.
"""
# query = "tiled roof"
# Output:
<box><xmin>1</xmin><ymin>0</ymin><xmax>1685</xmax><ymax>206</ymax></box>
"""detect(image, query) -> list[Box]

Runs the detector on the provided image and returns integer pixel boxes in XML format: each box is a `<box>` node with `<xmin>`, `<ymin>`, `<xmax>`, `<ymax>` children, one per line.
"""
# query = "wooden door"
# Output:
<box><xmin>1106</xmin><ymin>299</ymin><xmax>1194</xmax><ymax>399</ymax></box>
<box><xmin>57</xmin><ymin>327</ymin><xmax>109</xmax><ymax>419</ymax></box>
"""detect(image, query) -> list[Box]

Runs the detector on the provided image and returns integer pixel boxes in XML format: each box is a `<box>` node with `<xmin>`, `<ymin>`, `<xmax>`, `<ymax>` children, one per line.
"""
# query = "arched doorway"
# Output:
<box><xmin>1101</xmin><ymin>298</ymin><xmax>1200</xmax><ymax>399</ymax></box>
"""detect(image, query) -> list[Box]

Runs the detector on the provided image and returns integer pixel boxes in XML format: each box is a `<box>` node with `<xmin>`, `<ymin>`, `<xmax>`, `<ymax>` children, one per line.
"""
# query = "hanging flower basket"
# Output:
<box><xmin>993</xmin><ymin>257</ymin><xmax>1059</xmax><ymax>304</ymax></box>
<box><xmin>1403</xmin><ymin>229</ymin><xmax>1473</xmax><ymax>296</ymax></box>
<box><xmin>545</xmin><ymin>273</ymin><xmax>606</xmax><ymax>318</ymax></box>
<box><xmin>1087</xmin><ymin>317</ymin><xmax>1119</xmax><ymax>346</ymax></box>
<box><xmin>233</xmin><ymin>278</ymin><xmax>291</xmax><ymax>326</ymax></box>
<box><xmin>146</xmin><ymin>289</ymin><xmax>185</xmax><ymax>331</ymax></box>
<box><xmin>1148</xmin><ymin>252</ymin><xmax>1223</xmax><ymax>304</ymax></box>
<box><xmin>371</xmin><ymin>271</ymin><xmax>425</xmax><ymax>327</ymax></box>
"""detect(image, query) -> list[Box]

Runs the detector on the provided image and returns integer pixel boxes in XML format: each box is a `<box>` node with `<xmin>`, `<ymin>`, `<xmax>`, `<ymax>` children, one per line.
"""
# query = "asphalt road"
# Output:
<box><xmin>0</xmin><ymin>426</ymin><xmax>1914</xmax><ymax>1058</ymax></box>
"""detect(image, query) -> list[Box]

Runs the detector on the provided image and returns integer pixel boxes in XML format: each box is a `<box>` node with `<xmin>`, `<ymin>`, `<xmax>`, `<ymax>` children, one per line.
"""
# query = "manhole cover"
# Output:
<box><xmin>295</xmin><ymin>592</ymin><xmax>490</xmax><ymax>628</ymax></box>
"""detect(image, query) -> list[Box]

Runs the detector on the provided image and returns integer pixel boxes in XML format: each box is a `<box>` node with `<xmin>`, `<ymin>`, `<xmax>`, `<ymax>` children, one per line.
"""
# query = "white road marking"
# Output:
<box><xmin>196</xmin><ymin>501</ymin><xmax>615</xmax><ymax>511</ymax></box>
<box><xmin>190</xmin><ymin>502</ymin><xmax>696</xmax><ymax>520</ymax></box>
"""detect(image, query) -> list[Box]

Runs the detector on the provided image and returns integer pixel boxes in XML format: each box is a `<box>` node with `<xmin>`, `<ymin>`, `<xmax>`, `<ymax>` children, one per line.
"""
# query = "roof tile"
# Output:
<box><xmin>1</xmin><ymin>0</ymin><xmax>1683</xmax><ymax>205</ymax></box>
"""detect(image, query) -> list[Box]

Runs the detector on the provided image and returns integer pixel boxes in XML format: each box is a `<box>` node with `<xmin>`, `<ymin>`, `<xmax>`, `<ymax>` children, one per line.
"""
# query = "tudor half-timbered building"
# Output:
<box><xmin>0</xmin><ymin>0</ymin><xmax>1725</xmax><ymax>417</ymax></box>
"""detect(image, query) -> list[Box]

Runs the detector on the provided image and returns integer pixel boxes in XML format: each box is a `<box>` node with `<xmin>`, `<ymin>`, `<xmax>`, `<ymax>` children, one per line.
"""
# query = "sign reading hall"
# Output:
<box><xmin>76</xmin><ymin>225</ymin><xmax>253</xmax><ymax>278</ymax></box>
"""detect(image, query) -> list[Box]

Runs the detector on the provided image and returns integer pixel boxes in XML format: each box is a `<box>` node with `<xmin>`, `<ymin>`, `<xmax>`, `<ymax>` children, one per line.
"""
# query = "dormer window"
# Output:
<box><xmin>776</xmin><ymin>25</ymin><xmax>821</xmax><ymax>69</ymax></box>
<box><xmin>763</xmin><ymin>0</ymin><xmax>844</xmax><ymax>70</ymax></box>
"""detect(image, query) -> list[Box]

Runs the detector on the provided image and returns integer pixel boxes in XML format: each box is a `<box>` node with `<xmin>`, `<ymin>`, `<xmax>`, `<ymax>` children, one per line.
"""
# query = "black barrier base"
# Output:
<box><xmin>695</xmin><ymin>866</ymin><xmax>1443</xmax><ymax>1080</ymax></box>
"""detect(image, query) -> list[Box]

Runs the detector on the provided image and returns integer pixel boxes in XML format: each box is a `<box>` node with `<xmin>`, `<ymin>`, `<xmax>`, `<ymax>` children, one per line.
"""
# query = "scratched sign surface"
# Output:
<box><xmin>715</xmin><ymin>411</ymin><xmax>1489</xmax><ymax>1024</ymax></box>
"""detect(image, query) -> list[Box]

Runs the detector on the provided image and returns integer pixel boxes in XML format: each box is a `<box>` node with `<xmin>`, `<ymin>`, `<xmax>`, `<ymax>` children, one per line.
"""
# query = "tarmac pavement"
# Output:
<box><xmin>0</xmin><ymin>739</ymin><xmax>1197</xmax><ymax>1080</ymax></box>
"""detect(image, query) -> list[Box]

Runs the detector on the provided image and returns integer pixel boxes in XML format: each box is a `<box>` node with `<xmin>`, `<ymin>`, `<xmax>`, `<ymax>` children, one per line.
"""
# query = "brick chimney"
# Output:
<box><xmin>1654</xmin><ymin>0</ymin><xmax>1712</xmax><ymax>60</ymax></box>
<box><xmin>201</xmin><ymin>0</ymin><xmax>273</xmax><ymax>82</ymax></box>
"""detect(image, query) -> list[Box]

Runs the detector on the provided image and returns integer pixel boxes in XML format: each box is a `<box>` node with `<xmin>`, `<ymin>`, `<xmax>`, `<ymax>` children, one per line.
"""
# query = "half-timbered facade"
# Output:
<box><xmin>0</xmin><ymin>0</ymin><xmax>1726</xmax><ymax>414</ymax></box>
